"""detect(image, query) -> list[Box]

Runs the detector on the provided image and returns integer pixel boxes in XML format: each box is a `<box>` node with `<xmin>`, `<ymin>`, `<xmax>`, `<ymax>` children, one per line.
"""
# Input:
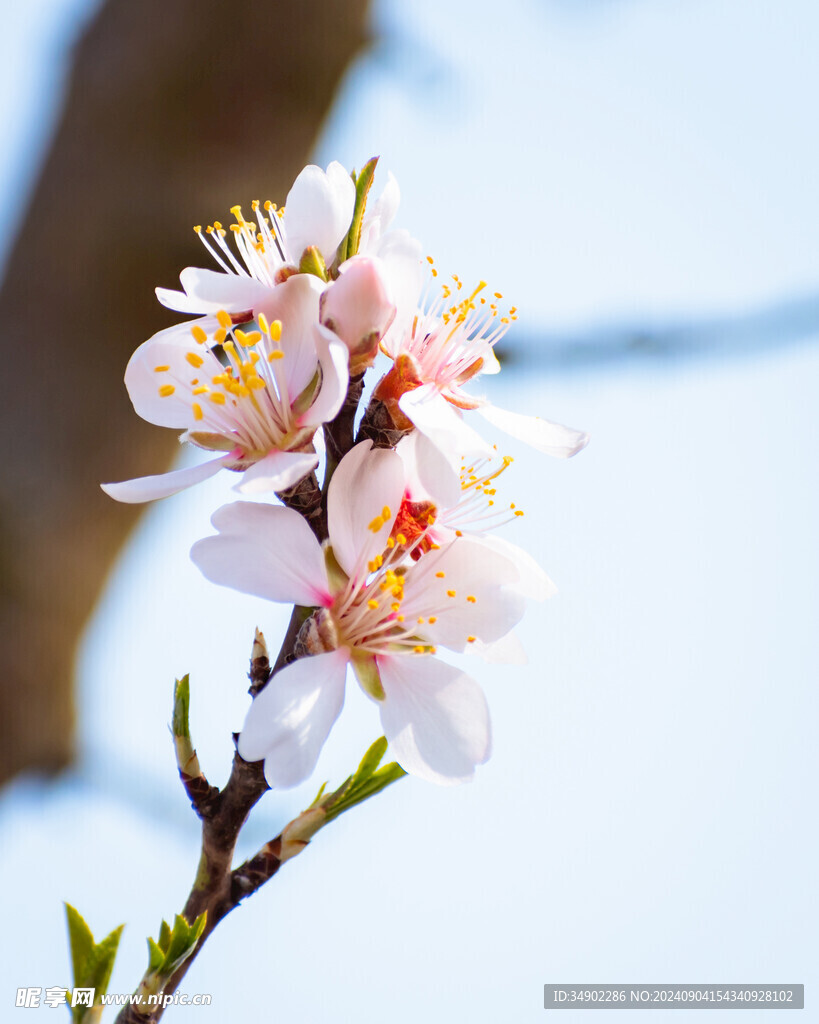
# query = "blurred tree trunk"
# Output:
<box><xmin>0</xmin><ymin>0</ymin><xmax>371</xmax><ymax>785</ymax></box>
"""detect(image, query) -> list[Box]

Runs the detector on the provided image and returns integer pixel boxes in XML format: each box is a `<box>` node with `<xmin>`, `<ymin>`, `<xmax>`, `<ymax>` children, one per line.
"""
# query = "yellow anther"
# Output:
<box><xmin>396</xmin><ymin>533</ymin><xmax>407</xmax><ymax>545</ymax></box>
<box><xmin>447</xmin><ymin>589</ymin><xmax>456</xmax><ymax>598</ymax></box>
<box><xmin>214</xmin><ymin>328</ymin><xmax>227</xmax><ymax>344</ymax></box>
<box><xmin>192</xmin><ymin>386</ymin><xmax>209</xmax><ymax>395</ymax></box>
<box><xmin>158</xmin><ymin>384</ymin><xmax>175</xmax><ymax>397</ymax></box>
<box><xmin>386</xmin><ymin>537</ymin><xmax>395</xmax><ymax>549</ymax></box>
<box><xmin>514</xmin><ymin>510</ymin><xmax>524</xmax><ymax>517</ymax></box>
<box><xmin>191</xmin><ymin>325</ymin><xmax>208</xmax><ymax>345</ymax></box>
<box><xmin>494</xmin><ymin>291</ymin><xmax>503</xmax><ymax>298</ymax></box>
<box><xmin>467</xmin><ymin>595</ymin><xmax>476</xmax><ymax>603</ymax></box>
<box><xmin>413</xmin><ymin>646</ymin><xmax>425</xmax><ymax>654</ymax></box>
<box><xmin>216</xmin><ymin>310</ymin><xmax>232</xmax><ymax>329</ymax></box>
<box><xmin>264</xmin><ymin>200</ymin><xmax>273</xmax><ymax>210</ymax></box>
<box><xmin>258</xmin><ymin>312</ymin><xmax>269</xmax><ymax>334</ymax></box>
<box><xmin>209</xmin><ymin>393</ymin><xmax>226</xmax><ymax>405</ymax></box>
<box><xmin>192</xmin><ymin>402</ymin><xmax>203</xmax><ymax>421</ymax></box>
<box><xmin>467</xmin><ymin>636</ymin><xmax>476</xmax><ymax>643</ymax></box>
<box><xmin>391</xmin><ymin>603</ymin><xmax>400</xmax><ymax>612</ymax></box>
<box><xmin>435</xmin><ymin>572</ymin><xmax>445</xmax><ymax>579</ymax></box>
<box><xmin>417</xmin><ymin>617</ymin><xmax>425</xmax><ymax>625</ymax></box>
<box><xmin>381</xmin><ymin>505</ymin><xmax>391</xmax><ymax>520</ymax></box>
<box><xmin>247</xmin><ymin>376</ymin><xmax>266</xmax><ymax>390</ymax></box>
<box><xmin>455</xmin><ymin>530</ymin><xmax>463</xmax><ymax>537</ymax></box>
<box><xmin>397</xmin><ymin>615</ymin><xmax>405</xmax><ymax>622</ymax></box>
<box><xmin>153</xmin><ymin>364</ymin><xmax>170</xmax><ymax>373</ymax></box>
<box><xmin>193</xmin><ymin>225</ymin><xmax>202</xmax><ymax>233</ymax></box>
<box><xmin>367</xmin><ymin>599</ymin><xmax>379</xmax><ymax>610</ymax></box>
<box><xmin>230</xmin><ymin>204</ymin><xmax>243</xmax><ymax>219</ymax></box>
<box><xmin>185</xmin><ymin>352</ymin><xmax>204</xmax><ymax>368</ymax></box>
<box><xmin>269</xmin><ymin>319</ymin><xmax>282</xmax><ymax>342</ymax></box>
<box><xmin>267</xmin><ymin>350</ymin><xmax>284</xmax><ymax>361</ymax></box>
<box><xmin>428</xmin><ymin>616</ymin><xmax>437</xmax><ymax>624</ymax></box>
<box><xmin>368</xmin><ymin>515</ymin><xmax>384</xmax><ymax>533</ymax></box>
<box><xmin>190</xmin><ymin>378</ymin><xmax>199</xmax><ymax>385</ymax></box>
<box><xmin>223</xmin><ymin>340</ymin><xmax>238</xmax><ymax>359</ymax></box>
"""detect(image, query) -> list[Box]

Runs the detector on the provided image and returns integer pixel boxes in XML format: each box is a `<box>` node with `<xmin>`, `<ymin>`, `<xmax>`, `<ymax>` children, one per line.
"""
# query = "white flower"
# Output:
<box><xmin>102</xmin><ymin>275</ymin><xmax>348</xmax><ymax>502</ymax></box>
<box><xmin>190</xmin><ymin>441</ymin><xmax>527</xmax><ymax>786</ymax></box>
<box><xmin>376</xmin><ymin>267</ymin><xmax>590</xmax><ymax>469</ymax></box>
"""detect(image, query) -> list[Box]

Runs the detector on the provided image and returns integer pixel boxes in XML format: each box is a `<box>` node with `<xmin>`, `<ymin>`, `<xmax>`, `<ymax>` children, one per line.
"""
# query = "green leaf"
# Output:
<box><xmin>147</xmin><ymin>938</ymin><xmax>165</xmax><ymax>973</ymax></box>
<box><xmin>158</xmin><ymin>919</ymin><xmax>172</xmax><ymax>952</ymax></box>
<box><xmin>172</xmin><ymin>675</ymin><xmax>191</xmax><ymax>739</ymax></box>
<box><xmin>345</xmin><ymin>156</ymin><xmax>379</xmax><ymax>260</ymax></box>
<box><xmin>84</xmin><ymin>924</ymin><xmax>124</xmax><ymax>997</ymax></box>
<box><xmin>351</xmin><ymin>736</ymin><xmax>389</xmax><ymax>787</ymax></box>
<box><xmin>298</xmin><ymin>245</ymin><xmax>328</xmax><ymax>281</ymax></box>
<box><xmin>64</xmin><ymin>904</ymin><xmax>94</xmax><ymax>988</ymax></box>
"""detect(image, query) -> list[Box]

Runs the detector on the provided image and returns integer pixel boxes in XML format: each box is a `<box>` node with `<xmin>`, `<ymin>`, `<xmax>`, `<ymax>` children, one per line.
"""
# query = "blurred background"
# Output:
<box><xmin>1</xmin><ymin>0</ymin><xmax>816</xmax><ymax>1021</ymax></box>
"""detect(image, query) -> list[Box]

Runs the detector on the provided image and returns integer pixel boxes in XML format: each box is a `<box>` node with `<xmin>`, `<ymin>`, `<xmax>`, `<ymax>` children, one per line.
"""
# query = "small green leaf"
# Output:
<box><xmin>351</xmin><ymin>736</ymin><xmax>389</xmax><ymax>787</ymax></box>
<box><xmin>147</xmin><ymin>938</ymin><xmax>165</xmax><ymax>973</ymax></box>
<box><xmin>346</xmin><ymin>156</ymin><xmax>379</xmax><ymax>260</ymax></box>
<box><xmin>84</xmin><ymin>924</ymin><xmax>124</xmax><ymax>997</ymax></box>
<box><xmin>64</xmin><ymin>904</ymin><xmax>94</xmax><ymax>988</ymax></box>
<box><xmin>158</xmin><ymin>919</ymin><xmax>172</xmax><ymax>952</ymax></box>
<box><xmin>173</xmin><ymin>675</ymin><xmax>191</xmax><ymax>739</ymax></box>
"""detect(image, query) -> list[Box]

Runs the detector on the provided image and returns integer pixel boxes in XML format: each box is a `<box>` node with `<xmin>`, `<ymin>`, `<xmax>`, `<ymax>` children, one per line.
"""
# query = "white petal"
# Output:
<box><xmin>477</xmin><ymin>403</ymin><xmax>590</xmax><ymax>457</ymax></box>
<box><xmin>101</xmin><ymin>453</ymin><xmax>231</xmax><ymax>503</ymax></box>
<box><xmin>401</xmin><ymin>536</ymin><xmax>526</xmax><ymax>651</ymax></box>
<box><xmin>235</xmin><ymin>450</ymin><xmax>319</xmax><ymax>495</ymax></box>
<box><xmin>481</xmin><ymin>348</ymin><xmax>502</xmax><ymax>375</ymax></box>
<box><xmin>300</xmin><ymin>326</ymin><xmax>349</xmax><ymax>428</ymax></box>
<box><xmin>377</xmin><ymin>655</ymin><xmax>491</xmax><ymax>785</ymax></box>
<box><xmin>256</xmin><ymin>273</ymin><xmax>323</xmax><ymax>401</ymax></box>
<box><xmin>155</xmin><ymin>286</ymin><xmax>213</xmax><ymax>314</ymax></box>
<box><xmin>363</xmin><ymin>171</ymin><xmax>400</xmax><ymax>239</ymax></box>
<box><xmin>476</xmin><ymin>534</ymin><xmax>558</xmax><ymax>601</ymax></box>
<box><xmin>284</xmin><ymin>162</ymin><xmax>355</xmax><ymax>265</ymax></box>
<box><xmin>399</xmin><ymin>428</ymin><xmax>462</xmax><ymax>508</ymax></box>
<box><xmin>377</xmin><ymin>229</ymin><xmax>426</xmax><ymax>354</ymax></box>
<box><xmin>124</xmin><ymin>320</ymin><xmax>222</xmax><ymax>428</ymax></box>
<box><xmin>327</xmin><ymin>441</ymin><xmax>405</xmax><ymax>580</ymax></box>
<box><xmin>469</xmin><ymin>631</ymin><xmax>528</xmax><ymax>666</ymax></box>
<box><xmin>191</xmin><ymin>501</ymin><xmax>330</xmax><ymax>607</ymax></box>
<box><xmin>399</xmin><ymin>386</ymin><xmax>495</xmax><ymax>468</ymax></box>
<box><xmin>177</xmin><ymin>267</ymin><xmax>270</xmax><ymax>312</ymax></box>
<box><xmin>238</xmin><ymin>649</ymin><xmax>349</xmax><ymax>788</ymax></box>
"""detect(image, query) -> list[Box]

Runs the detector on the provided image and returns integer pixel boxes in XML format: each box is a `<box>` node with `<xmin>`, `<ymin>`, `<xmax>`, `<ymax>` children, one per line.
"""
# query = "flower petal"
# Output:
<box><xmin>468</xmin><ymin>632</ymin><xmax>528</xmax><ymax>666</ymax></box>
<box><xmin>475</xmin><ymin>534</ymin><xmax>558</xmax><ymax>601</ymax></box>
<box><xmin>477</xmin><ymin>403</ymin><xmax>590</xmax><ymax>457</ymax></box>
<box><xmin>377</xmin><ymin>655</ymin><xmax>491</xmax><ymax>785</ymax></box>
<box><xmin>399</xmin><ymin>386</ymin><xmax>496</xmax><ymax>469</ymax></box>
<box><xmin>176</xmin><ymin>266</ymin><xmax>269</xmax><ymax>313</ymax></box>
<box><xmin>124</xmin><ymin>320</ymin><xmax>223</xmax><ymax>428</ymax></box>
<box><xmin>101</xmin><ymin>453</ymin><xmax>231</xmax><ymax>503</ymax></box>
<box><xmin>401</xmin><ymin>536</ymin><xmax>526</xmax><ymax>651</ymax></box>
<box><xmin>300</xmin><ymin>325</ymin><xmax>349</xmax><ymax>428</ymax></box>
<box><xmin>256</xmin><ymin>273</ymin><xmax>324</xmax><ymax>401</ymax></box>
<box><xmin>235</xmin><ymin>449</ymin><xmax>319</xmax><ymax>495</ymax></box>
<box><xmin>191</xmin><ymin>501</ymin><xmax>330</xmax><ymax>607</ymax></box>
<box><xmin>396</xmin><ymin>429</ymin><xmax>462</xmax><ymax>509</ymax></box>
<box><xmin>327</xmin><ymin>441</ymin><xmax>405</xmax><ymax>581</ymax></box>
<box><xmin>283</xmin><ymin>161</ymin><xmax>356</xmax><ymax>265</ymax></box>
<box><xmin>238</xmin><ymin>649</ymin><xmax>349</xmax><ymax>788</ymax></box>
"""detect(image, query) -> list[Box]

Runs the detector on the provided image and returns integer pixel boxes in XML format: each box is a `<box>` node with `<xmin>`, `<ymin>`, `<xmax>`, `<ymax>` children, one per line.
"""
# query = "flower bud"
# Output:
<box><xmin>320</xmin><ymin>256</ymin><xmax>395</xmax><ymax>372</ymax></box>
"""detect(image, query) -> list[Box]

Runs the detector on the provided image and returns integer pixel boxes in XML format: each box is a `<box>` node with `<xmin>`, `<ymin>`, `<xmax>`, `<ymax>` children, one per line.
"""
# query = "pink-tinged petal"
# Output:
<box><xmin>401</xmin><ymin>537</ymin><xmax>525</xmax><ymax>651</ymax></box>
<box><xmin>238</xmin><ymin>649</ymin><xmax>349</xmax><ymax>788</ymax></box>
<box><xmin>177</xmin><ymin>267</ymin><xmax>270</xmax><ymax>312</ymax></box>
<box><xmin>256</xmin><ymin>273</ymin><xmax>323</xmax><ymax>401</ymax></box>
<box><xmin>361</xmin><ymin>171</ymin><xmax>400</xmax><ymax>244</ymax></box>
<box><xmin>101</xmin><ymin>453</ymin><xmax>231</xmax><ymax>503</ymax></box>
<box><xmin>476</xmin><ymin>534</ymin><xmax>557</xmax><ymax>601</ymax></box>
<box><xmin>477</xmin><ymin>403</ymin><xmax>590</xmax><ymax>457</ymax></box>
<box><xmin>377</xmin><ymin>655</ymin><xmax>491</xmax><ymax>785</ymax></box>
<box><xmin>397</xmin><ymin>429</ymin><xmax>462</xmax><ymax>509</ymax></box>
<box><xmin>191</xmin><ymin>501</ymin><xmax>330</xmax><ymax>607</ymax></box>
<box><xmin>300</xmin><ymin>326</ymin><xmax>349</xmax><ymax>428</ymax></box>
<box><xmin>319</xmin><ymin>256</ymin><xmax>395</xmax><ymax>356</ymax></box>
<box><xmin>327</xmin><ymin>441</ymin><xmax>405</xmax><ymax>580</ymax></box>
<box><xmin>469</xmin><ymin>632</ymin><xmax>528</xmax><ymax>665</ymax></box>
<box><xmin>124</xmin><ymin>320</ymin><xmax>222</xmax><ymax>428</ymax></box>
<box><xmin>399</xmin><ymin>386</ymin><xmax>496</xmax><ymax>467</ymax></box>
<box><xmin>377</xmin><ymin>229</ymin><xmax>426</xmax><ymax>355</ymax></box>
<box><xmin>235</xmin><ymin>450</ymin><xmax>319</xmax><ymax>495</ymax></box>
<box><xmin>284</xmin><ymin>161</ymin><xmax>355</xmax><ymax>265</ymax></box>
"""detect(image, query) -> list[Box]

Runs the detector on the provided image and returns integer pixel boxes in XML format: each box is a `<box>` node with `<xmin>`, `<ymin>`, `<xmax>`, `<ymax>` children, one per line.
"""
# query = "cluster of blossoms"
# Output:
<box><xmin>104</xmin><ymin>159</ymin><xmax>588</xmax><ymax>787</ymax></box>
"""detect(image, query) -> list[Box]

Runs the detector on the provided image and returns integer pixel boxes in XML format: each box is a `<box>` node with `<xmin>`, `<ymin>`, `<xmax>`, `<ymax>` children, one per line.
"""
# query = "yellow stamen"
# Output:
<box><xmin>192</xmin><ymin>402</ymin><xmax>203</xmax><ymax>421</ymax></box>
<box><xmin>186</xmin><ymin>352</ymin><xmax>204</xmax><ymax>368</ymax></box>
<box><xmin>158</xmin><ymin>384</ymin><xmax>175</xmax><ymax>397</ymax></box>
